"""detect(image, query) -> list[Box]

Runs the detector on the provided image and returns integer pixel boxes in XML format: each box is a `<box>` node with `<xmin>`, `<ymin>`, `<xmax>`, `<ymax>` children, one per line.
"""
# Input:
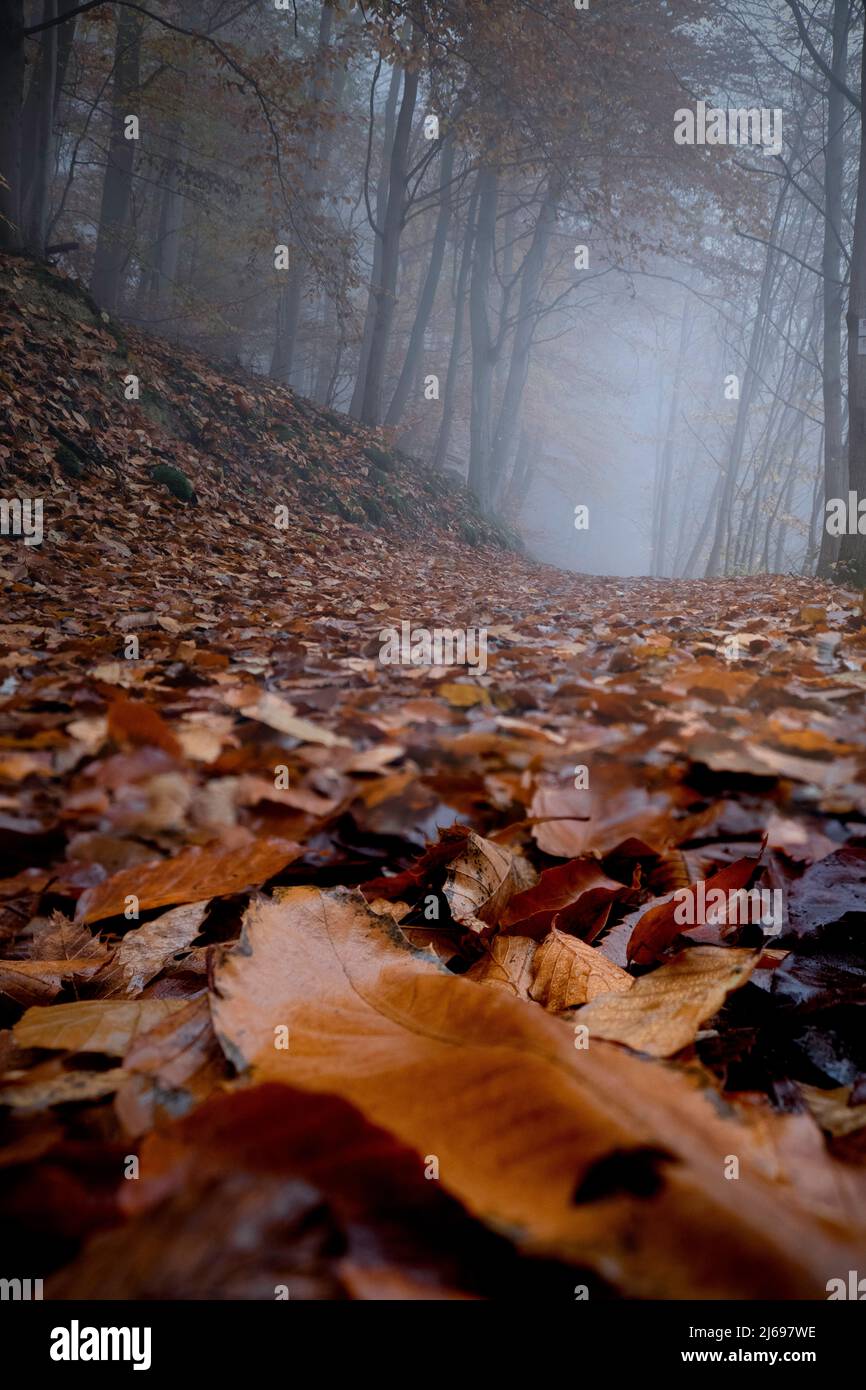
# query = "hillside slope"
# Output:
<box><xmin>0</xmin><ymin>254</ymin><xmax>512</xmax><ymax>557</ymax></box>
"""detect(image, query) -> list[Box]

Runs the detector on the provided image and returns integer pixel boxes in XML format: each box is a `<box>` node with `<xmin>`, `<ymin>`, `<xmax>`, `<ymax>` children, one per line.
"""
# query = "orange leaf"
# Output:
<box><xmin>210</xmin><ymin>886</ymin><xmax>866</xmax><ymax>1297</ymax></box>
<box><xmin>578</xmin><ymin>946</ymin><xmax>757</xmax><ymax>1056</ymax></box>
<box><xmin>529</xmin><ymin>928</ymin><xmax>632</xmax><ymax>1011</ymax></box>
<box><xmin>107</xmin><ymin>695</ymin><xmax>181</xmax><ymax>757</ymax></box>
<box><xmin>75</xmin><ymin>838</ymin><xmax>301</xmax><ymax>923</ymax></box>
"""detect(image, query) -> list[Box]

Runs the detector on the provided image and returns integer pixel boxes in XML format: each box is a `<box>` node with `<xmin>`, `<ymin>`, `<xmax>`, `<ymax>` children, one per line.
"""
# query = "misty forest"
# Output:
<box><xmin>3</xmin><ymin>0</ymin><xmax>866</xmax><ymax>1311</ymax></box>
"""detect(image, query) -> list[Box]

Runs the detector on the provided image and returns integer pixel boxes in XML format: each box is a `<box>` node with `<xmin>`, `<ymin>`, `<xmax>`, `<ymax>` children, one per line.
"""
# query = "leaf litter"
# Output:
<box><xmin>2</xmin><ymin>257</ymin><xmax>866</xmax><ymax>1296</ymax></box>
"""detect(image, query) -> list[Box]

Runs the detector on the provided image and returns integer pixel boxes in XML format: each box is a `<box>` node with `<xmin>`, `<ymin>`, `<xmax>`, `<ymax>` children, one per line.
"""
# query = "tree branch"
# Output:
<box><xmin>783</xmin><ymin>0</ymin><xmax>861</xmax><ymax>109</ymax></box>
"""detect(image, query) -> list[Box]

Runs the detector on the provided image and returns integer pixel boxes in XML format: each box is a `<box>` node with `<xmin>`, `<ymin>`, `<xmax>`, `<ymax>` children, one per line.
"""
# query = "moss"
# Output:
<box><xmin>306</xmin><ymin>482</ymin><xmax>357</xmax><ymax>523</ymax></box>
<box><xmin>360</xmin><ymin>495</ymin><xmax>386</xmax><ymax>525</ymax></box>
<box><xmin>56</xmin><ymin>443</ymin><xmax>85</xmax><ymax>478</ymax></box>
<box><xmin>320</xmin><ymin>407</ymin><xmax>356</xmax><ymax>436</ymax></box>
<box><xmin>834</xmin><ymin>556</ymin><xmax>866</xmax><ymax>590</ymax></box>
<box><xmin>486</xmin><ymin>516</ymin><xmax>524</xmax><ymax>553</ymax></box>
<box><xmin>393</xmin><ymin>448</ymin><xmax>421</xmax><ymax>469</ymax></box>
<box><xmin>151</xmin><ymin>463</ymin><xmax>198</xmax><ymax>504</ymax></box>
<box><xmin>272</xmin><ymin>421</ymin><xmax>304</xmax><ymax>444</ymax></box>
<box><xmin>382</xmin><ymin>481</ymin><xmax>410</xmax><ymax>516</ymax></box>
<box><xmin>362</xmin><ymin>444</ymin><xmax>395</xmax><ymax>472</ymax></box>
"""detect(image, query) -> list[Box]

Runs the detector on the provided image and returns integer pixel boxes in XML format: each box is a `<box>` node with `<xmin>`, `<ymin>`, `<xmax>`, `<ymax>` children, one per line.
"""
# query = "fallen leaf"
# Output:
<box><xmin>437</xmin><ymin>682</ymin><xmax>489</xmax><ymax>707</ymax></box>
<box><xmin>784</xmin><ymin>849</ymin><xmax>866</xmax><ymax>939</ymax></box>
<box><xmin>210</xmin><ymin>887</ymin><xmax>866</xmax><ymax>1297</ymax></box>
<box><xmin>501</xmin><ymin>857</ymin><xmax>628</xmax><ymax>938</ymax></box>
<box><xmin>240</xmin><ymin>692</ymin><xmax>350</xmax><ymax>746</ymax></box>
<box><xmin>14</xmin><ymin>999</ymin><xmax>189</xmax><ymax>1055</ymax></box>
<box><xmin>529</xmin><ymin>928</ymin><xmax>632</xmax><ymax>1011</ymax></box>
<box><xmin>627</xmin><ymin>850</ymin><xmax>763</xmax><ymax>965</ymax></box>
<box><xmin>464</xmin><ymin>936</ymin><xmax>537</xmax><ymax>997</ymax></box>
<box><xmin>107</xmin><ymin>695</ymin><xmax>181</xmax><ymax>757</ymax></box>
<box><xmin>0</xmin><ymin>1068</ymin><xmax>128</xmax><ymax>1110</ymax></box>
<box><xmin>75</xmin><ymin>838</ymin><xmax>301</xmax><ymax>922</ymax></box>
<box><xmin>95</xmin><ymin>900</ymin><xmax>209</xmax><ymax>996</ymax></box>
<box><xmin>530</xmin><ymin>778</ymin><xmax>672</xmax><ymax>858</ymax></box>
<box><xmin>578</xmin><ymin>947</ymin><xmax>757</xmax><ymax>1057</ymax></box>
<box><xmin>443</xmin><ymin>831</ymin><xmax>518</xmax><ymax>933</ymax></box>
<box><xmin>51</xmin><ymin>1084</ymin><xmax>551</xmax><ymax>1301</ymax></box>
<box><xmin>123</xmin><ymin>994</ymin><xmax>223</xmax><ymax>1098</ymax></box>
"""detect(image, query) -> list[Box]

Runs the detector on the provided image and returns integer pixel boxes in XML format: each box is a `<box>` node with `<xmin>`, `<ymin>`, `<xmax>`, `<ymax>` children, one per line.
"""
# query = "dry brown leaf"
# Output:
<box><xmin>107</xmin><ymin>694</ymin><xmax>181</xmax><ymax>757</ymax></box>
<box><xmin>210</xmin><ymin>887</ymin><xmax>866</xmax><ymax>1297</ymax></box>
<box><xmin>29</xmin><ymin>915</ymin><xmax>104</xmax><ymax>963</ymax></box>
<box><xmin>530</xmin><ymin>778</ymin><xmax>673</xmax><ymax>858</ymax></box>
<box><xmin>578</xmin><ymin>946</ymin><xmax>757</xmax><ymax>1057</ymax></box>
<box><xmin>75</xmin><ymin>838</ymin><xmax>300</xmax><ymax>923</ymax></box>
<box><xmin>240</xmin><ymin>692</ymin><xmax>350</xmax><ymax>746</ymax></box>
<box><xmin>464</xmin><ymin>935</ymin><xmax>537</xmax><ymax>997</ymax></box>
<box><xmin>14</xmin><ymin>999</ymin><xmax>189</xmax><ymax>1055</ymax></box>
<box><xmin>437</xmin><ymin>682</ymin><xmax>489</xmax><ymax>707</ymax></box>
<box><xmin>443</xmin><ymin>831</ymin><xmax>518</xmax><ymax>934</ymax></box>
<box><xmin>95</xmin><ymin>901</ymin><xmax>209</xmax><ymax>996</ymax></box>
<box><xmin>745</xmin><ymin>742</ymin><xmax>859</xmax><ymax>788</ymax></box>
<box><xmin>123</xmin><ymin>994</ymin><xmax>223</xmax><ymax>1097</ymax></box>
<box><xmin>0</xmin><ymin>957</ymin><xmax>105</xmax><ymax>1009</ymax></box>
<box><xmin>0</xmin><ymin>1068</ymin><xmax>128</xmax><ymax>1110</ymax></box>
<box><xmin>529</xmin><ymin>928</ymin><xmax>632</xmax><ymax>1011</ymax></box>
<box><xmin>799</xmin><ymin>1086</ymin><xmax>866</xmax><ymax>1139</ymax></box>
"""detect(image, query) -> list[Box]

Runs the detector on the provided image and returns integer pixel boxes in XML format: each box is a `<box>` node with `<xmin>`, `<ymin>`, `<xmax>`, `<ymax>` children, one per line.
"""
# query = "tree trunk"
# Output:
<box><xmin>152</xmin><ymin>144</ymin><xmax>185</xmax><ymax>321</ymax></box>
<box><xmin>20</xmin><ymin>0</ymin><xmax>57</xmax><ymax>253</ymax></box>
<box><xmin>502</xmin><ymin>427</ymin><xmax>534</xmax><ymax>522</ymax></box>
<box><xmin>671</xmin><ymin>455</ymin><xmax>697</xmax><ymax>576</ymax></box>
<box><xmin>487</xmin><ymin>177</ymin><xmax>558</xmax><ymax>499</ymax></box>
<box><xmin>682</xmin><ymin>472</ymin><xmax>723</xmax><ymax>578</ymax></box>
<box><xmin>839</xmin><ymin>18</ymin><xmax>866</xmax><ymax>585</ymax></box>
<box><xmin>432</xmin><ymin>172</ymin><xmax>478</xmax><ymax>471</ymax></box>
<box><xmin>90</xmin><ymin>7</ymin><xmax>142</xmax><ymax>313</ymax></box>
<box><xmin>654</xmin><ymin>300</ymin><xmax>690</xmax><ymax>576</ymax></box>
<box><xmin>385</xmin><ymin>133</ymin><xmax>455</xmax><ymax>425</ymax></box>
<box><xmin>0</xmin><ymin>0</ymin><xmax>25</xmax><ymax>250</ymax></box>
<box><xmin>817</xmin><ymin>0</ymin><xmax>849</xmax><ymax>578</ymax></box>
<box><xmin>349</xmin><ymin>58</ymin><xmax>402</xmax><ymax>417</ymax></box>
<box><xmin>271</xmin><ymin>0</ymin><xmax>335</xmax><ymax>384</ymax></box>
<box><xmin>359</xmin><ymin>55</ymin><xmax>419</xmax><ymax>425</ymax></box>
<box><xmin>467</xmin><ymin>163</ymin><xmax>498</xmax><ymax>510</ymax></box>
<box><xmin>705</xmin><ymin>183</ymin><xmax>787</xmax><ymax>575</ymax></box>
<box><xmin>772</xmin><ymin>460</ymin><xmax>798</xmax><ymax>571</ymax></box>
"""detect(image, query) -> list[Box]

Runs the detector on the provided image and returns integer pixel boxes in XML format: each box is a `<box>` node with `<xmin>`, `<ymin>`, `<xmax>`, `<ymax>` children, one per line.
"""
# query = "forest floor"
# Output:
<box><xmin>2</xmin><ymin>256</ymin><xmax>866</xmax><ymax>1299</ymax></box>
